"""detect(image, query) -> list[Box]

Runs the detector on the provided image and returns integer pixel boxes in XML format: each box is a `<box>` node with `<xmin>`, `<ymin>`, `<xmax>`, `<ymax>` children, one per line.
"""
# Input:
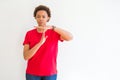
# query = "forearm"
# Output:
<box><xmin>24</xmin><ymin>30</ymin><xmax>47</xmax><ymax>60</ymax></box>
<box><xmin>53</xmin><ymin>27</ymin><xmax>73</xmax><ymax>41</ymax></box>
<box><xmin>24</xmin><ymin>42</ymin><xmax>43</xmax><ymax>60</ymax></box>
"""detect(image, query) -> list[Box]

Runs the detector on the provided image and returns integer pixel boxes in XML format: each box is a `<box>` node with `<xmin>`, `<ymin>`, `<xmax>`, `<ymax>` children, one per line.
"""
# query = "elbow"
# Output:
<box><xmin>24</xmin><ymin>57</ymin><xmax>28</xmax><ymax>61</ymax></box>
<box><xmin>23</xmin><ymin>54</ymin><xmax>29</xmax><ymax>61</ymax></box>
<box><xmin>23</xmin><ymin>55</ymin><xmax>32</xmax><ymax>61</ymax></box>
<box><xmin>66</xmin><ymin>34</ymin><xmax>73</xmax><ymax>41</ymax></box>
<box><xmin>23</xmin><ymin>56</ymin><xmax>28</xmax><ymax>61</ymax></box>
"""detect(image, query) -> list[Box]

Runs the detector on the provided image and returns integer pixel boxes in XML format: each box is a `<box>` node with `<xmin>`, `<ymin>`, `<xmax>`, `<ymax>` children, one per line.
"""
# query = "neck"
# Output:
<box><xmin>36</xmin><ymin>25</ymin><xmax>46</xmax><ymax>33</ymax></box>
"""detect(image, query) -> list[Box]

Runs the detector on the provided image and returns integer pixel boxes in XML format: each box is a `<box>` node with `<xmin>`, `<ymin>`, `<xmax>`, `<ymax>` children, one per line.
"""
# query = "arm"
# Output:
<box><xmin>23</xmin><ymin>32</ymin><xmax>47</xmax><ymax>60</ymax></box>
<box><xmin>53</xmin><ymin>26</ymin><xmax>73</xmax><ymax>41</ymax></box>
<box><xmin>35</xmin><ymin>25</ymin><xmax>73</xmax><ymax>41</ymax></box>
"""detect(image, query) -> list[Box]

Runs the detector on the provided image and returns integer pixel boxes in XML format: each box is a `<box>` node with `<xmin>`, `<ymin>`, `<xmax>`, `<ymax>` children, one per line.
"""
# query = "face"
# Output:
<box><xmin>35</xmin><ymin>10</ymin><xmax>50</xmax><ymax>26</ymax></box>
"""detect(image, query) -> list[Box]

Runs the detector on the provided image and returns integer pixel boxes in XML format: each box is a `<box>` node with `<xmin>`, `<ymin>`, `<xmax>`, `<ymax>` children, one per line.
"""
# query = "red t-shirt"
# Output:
<box><xmin>23</xmin><ymin>28</ymin><xmax>63</xmax><ymax>76</ymax></box>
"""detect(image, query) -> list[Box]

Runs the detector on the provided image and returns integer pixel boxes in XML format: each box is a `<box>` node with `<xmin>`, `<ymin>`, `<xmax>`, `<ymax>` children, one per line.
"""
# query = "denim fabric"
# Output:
<box><xmin>26</xmin><ymin>74</ymin><xmax>57</xmax><ymax>80</ymax></box>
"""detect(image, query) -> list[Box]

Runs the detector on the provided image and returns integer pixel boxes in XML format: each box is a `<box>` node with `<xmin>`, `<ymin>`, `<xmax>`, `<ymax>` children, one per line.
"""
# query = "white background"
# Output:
<box><xmin>0</xmin><ymin>0</ymin><xmax>120</xmax><ymax>80</ymax></box>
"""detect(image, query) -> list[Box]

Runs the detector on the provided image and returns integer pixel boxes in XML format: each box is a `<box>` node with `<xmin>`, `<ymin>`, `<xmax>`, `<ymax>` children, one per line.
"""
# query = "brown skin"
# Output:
<box><xmin>23</xmin><ymin>10</ymin><xmax>73</xmax><ymax>60</ymax></box>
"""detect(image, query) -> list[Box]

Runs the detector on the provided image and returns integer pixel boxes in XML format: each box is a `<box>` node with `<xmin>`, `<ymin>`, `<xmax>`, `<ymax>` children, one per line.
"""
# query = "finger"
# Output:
<box><xmin>46</xmin><ymin>25</ymin><xmax>52</xmax><ymax>29</ymax></box>
<box><xmin>37</xmin><ymin>26</ymin><xmax>44</xmax><ymax>29</ymax></box>
<box><xmin>43</xmin><ymin>27</ymin><xmax>47</xmax><ymax>33</ymax></box>
<box><xmin>41</xmin><ymin>31</ymin><xmax>46</xmax><ymax>38</ymax></box>
<box><xmin>42</xmin><ymin>32</ymin><xmax>45</xmax><ymax>37</ymax></box>
<box><xmin>45</xmin><ymin>36</ymin><xmax>48</xmax><ymax>39</ymax></box>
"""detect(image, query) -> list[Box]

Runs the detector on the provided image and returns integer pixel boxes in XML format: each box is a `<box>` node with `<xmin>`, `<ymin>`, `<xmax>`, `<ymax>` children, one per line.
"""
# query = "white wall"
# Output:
<box><xmin>0</xmin><ymin>0</ymin><xmax>120</xmax><ymax>80</ymax></box>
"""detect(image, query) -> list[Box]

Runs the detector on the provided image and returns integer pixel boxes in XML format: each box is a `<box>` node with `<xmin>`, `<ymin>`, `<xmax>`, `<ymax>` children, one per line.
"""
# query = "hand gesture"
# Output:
<box><xmin>36</xmin><ymin>25</ymin><xmax>52</xmax><ymax>31</ymax></box>
<box><xmin>39</xmin><ymin>28</ymin><xmax>48</xmax><ymax>45</ymax></box>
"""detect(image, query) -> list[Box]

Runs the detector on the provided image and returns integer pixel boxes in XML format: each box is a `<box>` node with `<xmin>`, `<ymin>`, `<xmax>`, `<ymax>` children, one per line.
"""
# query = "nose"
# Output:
<box><xmin>40</xmin><ymin>17</ymin><xmax>43</xmax><ymax>20</ymax></box>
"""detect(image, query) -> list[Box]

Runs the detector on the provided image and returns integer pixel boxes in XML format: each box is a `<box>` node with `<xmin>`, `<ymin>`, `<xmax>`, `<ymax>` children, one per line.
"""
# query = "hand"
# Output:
<box><xmin>36</xmin><ymin>25</ymin><xmax>52</xmax><ymax>31</ymax></box>
<box><xmin>39</xmin><ymin>32</ymin><xmax>48</xmax><ymax>45</ymax></box>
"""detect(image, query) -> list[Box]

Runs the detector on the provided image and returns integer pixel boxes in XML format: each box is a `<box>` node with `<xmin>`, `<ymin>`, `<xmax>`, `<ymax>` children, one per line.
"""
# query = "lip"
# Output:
<box><xmin>38</xmin><ymin>21</ymin><xmax>43</xmax><ymax>24</ymax></box>
<box><xmin>38</xmin><ymin>22</ymin><xmax>45</xmax><ymax>26</ymax></box>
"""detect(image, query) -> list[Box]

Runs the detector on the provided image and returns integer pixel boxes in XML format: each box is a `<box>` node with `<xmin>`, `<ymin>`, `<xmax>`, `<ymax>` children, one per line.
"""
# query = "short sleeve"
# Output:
<box><xmin>58</xmin><ymin>35</ymin><xmax>64</xmax><ymax>42</ymax></box>
<box><xmin>23</xmin><ymin>32</ymin><xmax>30</xmax><ymax>45</ymax></box>
<box><xmin>53</xmin><ymin>31</ymin><xmax>64</xmax><ymax>42</ymax></box>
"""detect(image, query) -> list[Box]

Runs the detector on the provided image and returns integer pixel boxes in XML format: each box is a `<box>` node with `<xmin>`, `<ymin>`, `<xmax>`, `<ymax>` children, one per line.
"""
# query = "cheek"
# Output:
<box><xmin>44</xmin><ymin>18</ymin><xmax>49</xmax><ymax>22</ymax></box>
<box><xmin>36</xmin><ymin>19</ymin><xmax>39</xmax><ymax>23</ymax></box>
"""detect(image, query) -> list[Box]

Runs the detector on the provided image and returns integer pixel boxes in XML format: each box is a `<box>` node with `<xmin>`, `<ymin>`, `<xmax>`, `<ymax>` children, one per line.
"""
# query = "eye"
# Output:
<box><xmin>42</xmin><ymin>16</ymin><xmax>46</xmax><ymax>18</ymax></box>
<box><xmin>36</xmin><ymin>15</ymin><xmax>40</xmax><ymax>18</ymax></box>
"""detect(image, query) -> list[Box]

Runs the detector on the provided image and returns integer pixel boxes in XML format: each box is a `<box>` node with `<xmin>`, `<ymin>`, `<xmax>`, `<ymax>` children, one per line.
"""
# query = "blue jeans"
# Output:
<box><xmin>26</xmin><ymin>74</ymin><xmax>57</xmax><ymax>80</ymax></box>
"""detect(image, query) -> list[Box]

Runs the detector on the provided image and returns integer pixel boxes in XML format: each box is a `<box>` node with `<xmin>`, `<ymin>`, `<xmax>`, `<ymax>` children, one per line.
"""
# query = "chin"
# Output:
<box><xmin>39</xmin><ymin>23</ymin><xmax>45</xmax><ymax>26</ymax></box>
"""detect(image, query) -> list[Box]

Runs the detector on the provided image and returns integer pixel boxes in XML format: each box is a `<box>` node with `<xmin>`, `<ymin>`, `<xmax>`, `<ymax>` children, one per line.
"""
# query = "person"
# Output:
<box><xmin>23</xmin><ymin>5</ymin><xmax>73</xmax><ymax>80</ymax></box>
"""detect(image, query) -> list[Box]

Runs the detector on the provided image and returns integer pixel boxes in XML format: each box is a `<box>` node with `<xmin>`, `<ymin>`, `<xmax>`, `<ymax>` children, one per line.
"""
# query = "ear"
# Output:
<box><xmin>34</xmin><ymin>17</ymin><xmax>37</xmax><ymax>20</ymax></box>
<box><xmin>47</xmin><ymin>17</ymin><xmax>50</xmax><ymax>22</ymax></box>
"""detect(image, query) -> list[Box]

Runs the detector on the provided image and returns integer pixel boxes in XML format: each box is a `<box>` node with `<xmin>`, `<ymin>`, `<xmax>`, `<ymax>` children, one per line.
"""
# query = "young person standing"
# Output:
<box><xmin>23</xmin><ymin>5</ymin><xmax>73</xmax><ymax>80</ymax></box>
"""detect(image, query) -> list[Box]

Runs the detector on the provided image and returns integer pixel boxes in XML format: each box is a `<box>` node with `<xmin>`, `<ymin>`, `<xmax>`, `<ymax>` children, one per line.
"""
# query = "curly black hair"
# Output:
<box><xmin>33</xmin><ymin>5</ymin><xmax>51</xmax><ymax>18</ymax></box>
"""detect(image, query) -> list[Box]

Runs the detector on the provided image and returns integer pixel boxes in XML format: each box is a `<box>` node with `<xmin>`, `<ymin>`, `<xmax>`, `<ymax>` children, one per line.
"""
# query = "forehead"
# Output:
<box><xmin>36</xmin><ymin>10</ymin><xmax>48</xmax><ymax>16</ymax></box>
